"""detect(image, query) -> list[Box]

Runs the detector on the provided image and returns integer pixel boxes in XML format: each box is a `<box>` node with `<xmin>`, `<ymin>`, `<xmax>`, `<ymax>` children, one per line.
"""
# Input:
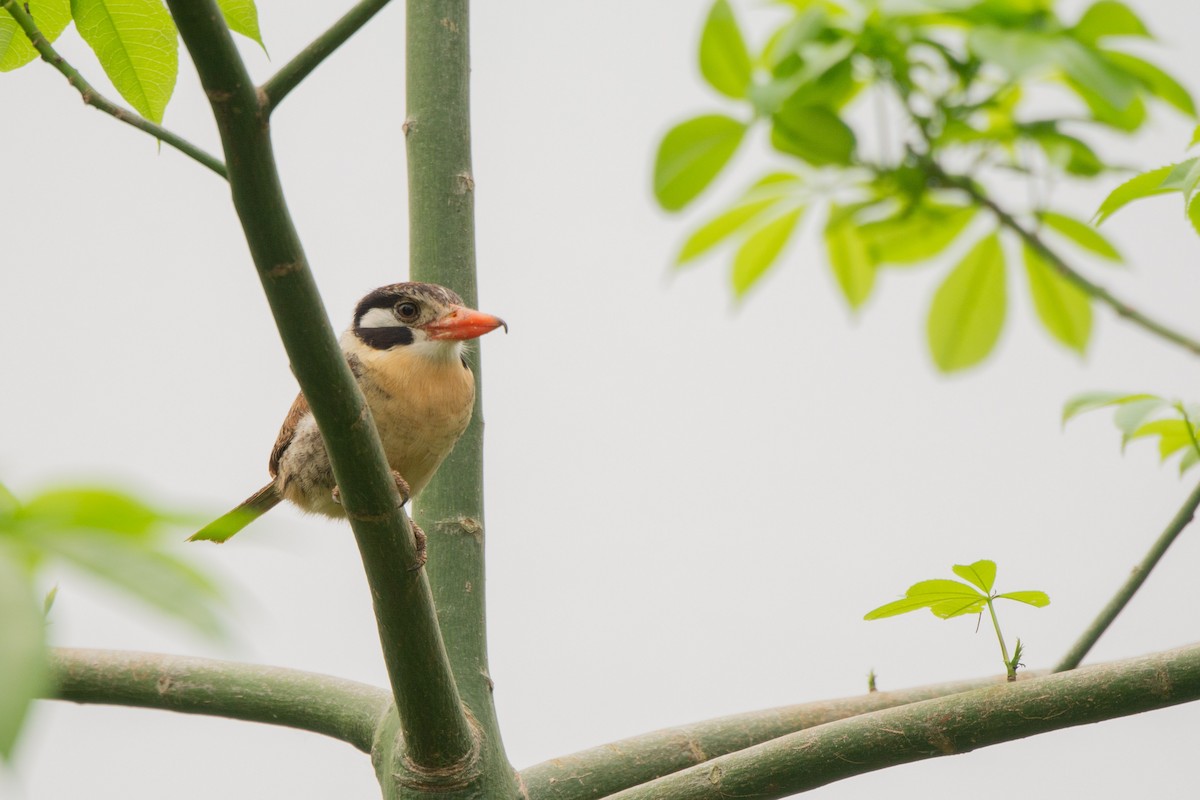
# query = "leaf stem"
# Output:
<box><xmin>603</xmin><ymin>643</ymin><xmax>1200</xmax><ymax>800</ymax></box>
<box><xmin>0</xmin><ymin>0</ymin><xmax>227</xmax><ymax>179</ymax></box>
<box><xmin>260</xmin><ymin>0</ymin><xmax>395</xmax><ymax>113</ymax></box>
<box><xmin>1055</xmin><ymin>481</ymin><xmax>1200</xmax><ymax>672</ymax></box>
<box><xmin>926</xmin><ymin>160</ymin><xmax>1200</xmax><ymax>359</ymax></box>
<box><xmin>49</xmin><ymin>648</ymin><xmax>390</xmax><ymax>752</ymax></box>
<box><xmin>985</xmin><ymin>597</ymin><xmax>1014</xmax><ymax>680</ymax></box>
<box><xmin>162</xmin><ymin>0</ymin><xmax>476</xmax><ymax>774</ymax></box>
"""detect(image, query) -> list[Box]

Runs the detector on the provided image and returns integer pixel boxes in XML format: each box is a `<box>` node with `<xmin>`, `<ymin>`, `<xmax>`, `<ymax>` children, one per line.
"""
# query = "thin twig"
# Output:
<box><xmin>260</xmin><ymin>0</ymin><xmax>395</xmax><ymax>113</ymax></box>
<box><xmin>1055</xmin><ymin>481</ymin><xmax>1200</xmax><ymax>672</ymax></box>
<box><xmin>0</xmin><ymin>0</ymin><xmax>227</xmax><ymax>179</ymax></box>
<box><xmin>50</xmin><ymin>648</ymin><xmax>390</xmax><ymax>752</ymax></box>
<box><xmin>926</xmin><ymin>161</ymin><xmax>1200</xmax><ymax>358</ymax></box>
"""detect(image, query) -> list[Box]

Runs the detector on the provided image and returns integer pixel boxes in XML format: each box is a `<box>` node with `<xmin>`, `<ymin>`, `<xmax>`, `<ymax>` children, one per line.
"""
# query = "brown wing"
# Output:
<box><xmin>269</xmin><ymin>392</ymin><xmax>310</xmax><ymax>477</ymax></box>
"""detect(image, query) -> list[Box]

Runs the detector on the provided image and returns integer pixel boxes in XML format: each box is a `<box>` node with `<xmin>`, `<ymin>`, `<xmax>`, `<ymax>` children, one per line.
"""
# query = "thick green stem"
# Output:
<box><xmin>49</xmin><ymin>648</ymin><xmax>389</xmax><ymax>753</ymax></box>
<box><xmin>260</xmin><ymin>0</ymin><xmax>396</xmax><ymax>113</ymax></box>
<box><xmin>1055</xmin><ymin>481</ymin><xmax>1200</xmax><ymax>672</ymax></box>
<box><xmin>162</xmin><ymin>0</ymin><xmax>475</xmax><ymax>775</ymax></box>
<box><xmin>404</xmin><ymin>1</ymin><xmax>517</xmax><ymax>797</ymax></box>
<box><xmin>0</xmin><ymin>0</ymin><xmax>226</xmax><ymax>178</ymax></box>
<box><xmin>520</xmin><ymin>675</ymin><xmax>1026</xmax><ymax>800</ymax></box>
<box><xmin>604</xmin><ymin>643</ymin><xmax>1200</xmax><ymax>800</ymax></box>
<box><xmin>929</xmin><ymin>163</ymin><xmax>1200</xmax><ymax>358</ymax></box>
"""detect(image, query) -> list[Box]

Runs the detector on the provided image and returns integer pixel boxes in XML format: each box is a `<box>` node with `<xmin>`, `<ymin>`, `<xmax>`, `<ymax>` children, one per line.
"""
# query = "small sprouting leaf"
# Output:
<box><xmin>43</xmin><ymin>584</ymin><xmax>58</xmax><ymax>617</ymax></box>
<box><xmin>699</xmin><ymin>0</ymin><xmax>752</xmax><ymax>99</ymax></box>
<box><xmin>217</xmin><ymin>0</ymin><xmax>266</xmax><ymax>51</ymax></box>
<box><xmin>1062</xmin><ymin>391</ymin><xmax>1160</xmax><ymax>424</ymax></box>
<box><xmin>731</xmin><ymin>207</ymin><xmax>805</xmax><ymax>296</ymax></box>
<box><xmin>676</xmin><ymin>174</ymin><xmax>800</xmax><ymax>264</ymax></box>
<box><xmin>71</xmin><ymin>0</ymin><xmax>179</xmax><ymax>123</ymax></box>
<box><xmin>1071</xmin><ymin>0</ymin><xmax>1150</xmax><ymax>44</ymax></box>
<box><xmin>770</xmin><ymin>104</ymin><xmax>856</xmax><ymax>166</ymax></box>
<box><xmin>926</xmin><ymin>233</ymin><xmax>1007</xmax><ymax>373</ymax></box>
<box><xmin>0</xmin><ymin>0</ymin><xmax>71</xmax><ymax>72</ymax></box>
<box><xmin>1037</xmin><ymin>211</ymin><xmax>1122</xmax><ymax>262</ymax></box>
<box><xmin>952</xmin><ymin>560</ymin><xmax>997</xmax><ymax>593</ymax></box>
<box><xmin>858</xmin><ymin>204</ymin><xmax>977</xmax><ymax>266</ymax></box>
<box><xmin>865</xmin><ymin>579</ymin><xmax>988</xmax><ymax>621</ymax></box>
<box><xmin>0</xmin><ymin>548</ymin><xmax>48</xmax><ymax>760</ymax></box>
<box><xmin>1094</xmin><ymin>164</ymin><xmax>1184</xmax><ymax>225</ymax></box>
<box><xmin>825</xmin><ymin>213</ymin><xmax>875</xmax><ymax>310</ymax></box>
<box><xmin>996</xmin><ymin>590</ymin><xmax>1051</xmax><ymax>607</ymax></box>
<box><xmin>1102</xmin><ymin>51</ymin><xmax>1195</xmax><ymax>117</ymax></box>
<box><xmin>1024</xmin><ymin>244</ymin><xmax>1093</xmax><ymax>354</ymax></box>
<box><xmin>654</xmin><ymin>115</ymin><xmax>747</xmax><ymax>212</ymax></box>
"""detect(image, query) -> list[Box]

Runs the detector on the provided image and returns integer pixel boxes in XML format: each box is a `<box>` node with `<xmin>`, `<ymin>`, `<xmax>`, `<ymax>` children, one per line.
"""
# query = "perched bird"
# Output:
<box><xmin>191</xmin><ymin>282</ymin><xmax>506</xmax><ymax>550</ymax></box>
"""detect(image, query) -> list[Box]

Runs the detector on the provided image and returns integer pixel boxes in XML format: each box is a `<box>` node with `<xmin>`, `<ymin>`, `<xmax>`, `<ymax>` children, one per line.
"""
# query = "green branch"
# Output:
<box><xmin>0</xmin><ymin>0</ymin><xmax>226</xmax><ymax>178</ymax></box>
<box><xmin>49</xmin><ymin>648</ymin><xmax>389</xmax><ymax>752</ymax></box>
<box><xmin>520</xmin><ymin>675</ymin><xmax>1024</xmax><ymax>800</ymax></box>
<box><xmin>929</xmin><ymin>162</ymin><xmax>1200</xmax><ymax>358</ymax></box>
<box><xmin>404</xmin><ymin>1</ymin><xmax>518</xmax><ymax>796</ymax></box>
<box><xmin>1055</xmin><ymin>481</ymin><xmax>1200</xmax><ymax>672</ymax></box>
<box><xmin>603</xmin><ymin>643</ymin><xmax>1200</xmax><ymax>800</ymax></box>
<box><xmin>260</xmin><ymin>0</ymin><xmax>395</xmax><ymax>113</ymax></box>
<box><xmin>162</xmin><ymin>0</ymin><xmax>475</xmax><ymax>775</ymax></box>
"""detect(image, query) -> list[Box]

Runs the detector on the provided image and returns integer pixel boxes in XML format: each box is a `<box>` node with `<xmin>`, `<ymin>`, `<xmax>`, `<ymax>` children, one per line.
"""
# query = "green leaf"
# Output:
<box><xmin>865</xmin><ymin>579</ymin><xmax>988</xmax><ymax>621</ymax></box>
<box><xmin>858</xmin><ymin>204</ymin><xmax>977</xmax><ymax>266</ymax></box>
<box><xmin>1072</xmin><ymin>1</ymin><xmax>1149</xmax><ymax>44</ymax></box>
<box><xmin>770</xmin><ymin>104</ymin><xmax>855</xmax><ymax>166</ymax></box>
<box><xmin>995</xmin><ymin>590</ymin><xmax>1051</xmax><ymax>607</ymax></box>
<box><xmin>1037</xmin><ymin>211</ymin><xmax>1122</xmax><ymax>262</ymax></box>
<box><xmin>654</xmin><ymin>115</ymin><xmax>747</xmax><ymax>211</ymax></box>
<box><xmin>1057</xmin><ymin>41</ymin><xmax>1140</xmax><ymax>117</ymax></box>
<box><xmin>0</xmin><ymin>548</ymin><xmax>48</xmax><ymax>760</ymax></box>
<box><xmin>1128</xmin><ymin>419</ymin><xmax>1196</xmax><ymax>460</ymax></box>
<box><xmin>952</xmin><ymin>560</ymin><xmax>996</xmax><ymax>593</ymax></box>
<box><xmin>926</xmin><ymin>233</ymin><xmax>1007</xmax><ymax>373</ymax></box>
<box><xmin>30</xmin><ymin>529</ymin><xmax>225</xmax><ymax>637</ymax></box>
<box><xmin>700</xmin><ymin>0</ymin><xmax>752</xmax><ymax>99</ymax></box>
<box><xmin>0</xmin><ymin>0</ymin><xmax>71</xmax><ymax>72</ymax></box>
<box><xmin>1115</xmin><ymin>397</ymin><xmax>1169</xmax><ymax>447</ymax></box>
<box><xmin>1061</xmin><ymin>390</ymin><xmax>1159</xmax><ymax>424</ymax></box>
<box><xmin>1102</xmin><ymin>51</ymin><xmax>1195</xmax><ymax>117</ymax></box>
<box><xmin>1094</xmin><ymin>164</ymin><xmax>1181</xmax><ymax>225</ymax></box>
<box><xmin>824</xmin><ymin>213</ymin><xmax>875</xmax><ymax>310</ymax></box>
<box><xmin>1023</xmin><ymin>244</ymin><xmax>1092</xmax><ymax>354</ymax></box>
<box><xmin>675</xmin><ymin>174</ymin><xmax>801</xmax><ymax>264</ymax></box>
<box><xmin>17</xmin><ymin>487</ymin><xmax>168</xmax><ymax>538</ymax></box>
<box><xmin>731</xmin><ymin>207</ymin><xmax>805</xmax><ymax>296</ymax></box>
<box><xmin>216</xmin><ymin>0</ymin><xmax>265</xmax><ymax>50</ymax></box>
<box><xmin>71</xmin><ymin>0</ymin><xmax>179</xmax><ymax>123</ymax></box>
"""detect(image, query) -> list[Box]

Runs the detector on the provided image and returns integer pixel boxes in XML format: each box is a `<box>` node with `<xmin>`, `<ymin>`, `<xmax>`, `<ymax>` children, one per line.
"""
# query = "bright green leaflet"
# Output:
<box><xmin>0</xmin><ymin>0</ymin><xmax>70</xmax><ymax>72</ymax></box>
<box><xmin>825</xmin><ymin>215</ymin><xmax>874</xmax><ymax>309</ymax></box>
<box><xmin>770</xmin><ymin>104</ymin><xmax>855</xmax><ymax>166</ymax></box>
<box><xmin>926</xmin><ymin>233</ymin><xmax>1007</xmax><ymax>372</ymax></box>
<box><xmin>731</xmin><ymin>207</ymin><xmax>804</xmax><ymax>296</ymax></box>
<box><xmin>216</xmin><ymin>0</ymin><xmax>265</xmax><ymax>50</ymax></box>
<box><xmin>1071</xmin><ymin>0</ymin><xmax>1150</xmax><ymax>44</ymax></box>
<box><xmin>700</xmin><ymin>0</ymin><xmax>752</xmax><ymax>99</ymax></box>
<box><xmin>858</xmin><ymin>204</ymin><xmax>977</xmax><ymax>266</ymax></box>
<box><xmin>1023</xmin><ymin>244</ymin><xmax>1093</xmax><ymax>354</ymax></box>
<box><xmin>654</xmin><ymin>115</ymin><xmax>747</xmax><ymax>212</ymax></box>
<box><xmin>1095</xmin><ymin>164</ymin><xmax>1183</xmax><ymax>224</ymax></box>
<box><xmin>71</xmin><ymin>0</ymin><xmax>179</xmax><ymax>123</ymax></box>
<box><xmin>1038</xmin><ymin>211</ymin><xmax>1122</xmax><ymax>261</ymax></box>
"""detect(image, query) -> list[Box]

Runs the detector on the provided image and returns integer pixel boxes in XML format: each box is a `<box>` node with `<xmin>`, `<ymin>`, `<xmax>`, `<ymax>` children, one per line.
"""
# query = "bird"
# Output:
<box><xmin>190</xmin><ymin>281</ymin><xmax>506</xmax><ymax>555</ymax></box>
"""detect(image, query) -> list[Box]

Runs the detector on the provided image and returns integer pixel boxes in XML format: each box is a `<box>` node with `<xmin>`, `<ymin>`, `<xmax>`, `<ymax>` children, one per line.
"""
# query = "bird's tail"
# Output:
<box><xmin>189</xmin><ymin>483</ymin><xmax>281</xmax><ymax>543</ymax></box>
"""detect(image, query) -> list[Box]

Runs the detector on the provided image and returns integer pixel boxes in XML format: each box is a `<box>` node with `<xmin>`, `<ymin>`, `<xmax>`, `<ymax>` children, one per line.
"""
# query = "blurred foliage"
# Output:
<box><xmin>654</xmin><ymin>0</ymin><xmax>1194</xmax><ymax>372</ymax></box>
<box><xmin>0</xmin><ymin>0</ymin><xmax>262</xmax><ymax>121</ymax></box>
<box><xmin>0</xmin><ymin>482</ymin><xmax>224</xmax><ymax>761</ymax></box>
<box><xmin>866</xmin><ymin>559</ymin><xmax>1049</xmax><ymax>679</ymax></box>
<box><xmin>1064</xmin><ymin>392</ymin><xmax>1200</xmax><ymax>474</ymax></box>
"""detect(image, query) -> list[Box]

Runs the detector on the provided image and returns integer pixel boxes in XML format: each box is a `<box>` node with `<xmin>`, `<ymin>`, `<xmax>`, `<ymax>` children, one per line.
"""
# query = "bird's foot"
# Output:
<box><xmin>330</xmin><ymin>471</ymin><xmax>411</xmax><ymax>506</ymax></box>
<box><xmin>409</xmin><ymin>521</ymin><xmax>427</xmax><ymax>571</ymax></box>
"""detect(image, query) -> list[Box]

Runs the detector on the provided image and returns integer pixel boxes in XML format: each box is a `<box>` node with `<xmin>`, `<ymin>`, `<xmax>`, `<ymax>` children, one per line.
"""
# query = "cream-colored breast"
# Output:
<box><xmin>351</xmin><ymin>339</ymin><xmax>476</xmax><ymax>497</ymax></box>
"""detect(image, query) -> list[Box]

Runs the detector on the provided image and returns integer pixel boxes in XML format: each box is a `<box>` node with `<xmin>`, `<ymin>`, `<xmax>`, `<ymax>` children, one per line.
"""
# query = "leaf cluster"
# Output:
<box><xmin>1</xmin><ymin>0</ymin><xmax>262</xmax><ymax>122</ymax></box>
<box><xmin>654</xmin><ymin>0</ymin><xmax>1193</xmax><ymax>372</ymax></box>
<box><xmin>1064</xmin><ymin>392</ymin><xmax>1200</xmax><ymax>475</ymax></box>
<box><xmin>0</xmin><ymin>482</ymin><xmax>224</xmax><ymax>761</ymax></box>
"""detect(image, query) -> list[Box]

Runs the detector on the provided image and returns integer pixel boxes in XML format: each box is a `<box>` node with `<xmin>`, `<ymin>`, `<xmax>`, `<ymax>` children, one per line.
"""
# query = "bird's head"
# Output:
<box><xmin>351</xmin><ymin>282</ymin><xmax>507</xmax><ymax>361</ymax></box>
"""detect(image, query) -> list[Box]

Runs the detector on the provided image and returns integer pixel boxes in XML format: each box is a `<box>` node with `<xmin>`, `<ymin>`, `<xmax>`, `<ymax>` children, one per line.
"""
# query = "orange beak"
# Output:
<box><xmin>423</xmin><ymin>305</ymin><xmax>508</xmax><ymax>341</ymax></box>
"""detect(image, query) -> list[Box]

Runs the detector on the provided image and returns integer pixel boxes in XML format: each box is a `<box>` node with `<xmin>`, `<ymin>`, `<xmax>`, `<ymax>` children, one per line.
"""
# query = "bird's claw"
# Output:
<box><xmin>409</xmin><ymin>521</ymin><xmax>427</xmax><ymax>571</ymax></box>
<box><xmin>330</xmin><ymin>471</ymin><xmax>410</xmax><ymax>506</ymax></box>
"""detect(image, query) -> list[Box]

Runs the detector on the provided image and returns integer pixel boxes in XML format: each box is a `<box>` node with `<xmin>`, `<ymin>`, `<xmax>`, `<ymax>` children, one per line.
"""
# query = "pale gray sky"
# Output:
<box><xmin>3</xmin><ymin>1</ymin><xmax>1199</xmax><ymax>797</ymax></box>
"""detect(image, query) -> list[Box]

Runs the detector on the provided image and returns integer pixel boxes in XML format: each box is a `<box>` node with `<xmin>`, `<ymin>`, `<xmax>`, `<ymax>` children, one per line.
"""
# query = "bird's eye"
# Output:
<box><xmin>396</xmin><ymin>301</ymin><xmax>419</xmax><ymax>320</ymax></box>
